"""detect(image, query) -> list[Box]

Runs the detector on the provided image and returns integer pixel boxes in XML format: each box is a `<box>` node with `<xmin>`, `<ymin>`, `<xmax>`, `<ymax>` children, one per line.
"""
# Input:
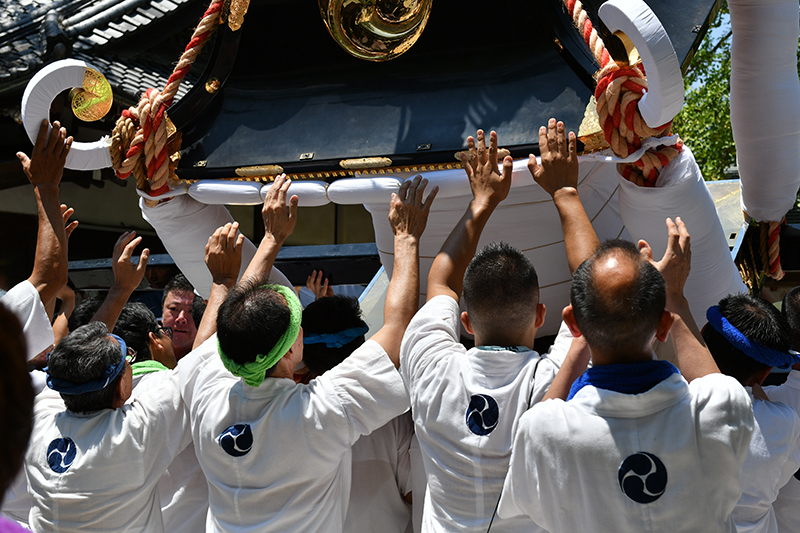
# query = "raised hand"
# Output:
<box><xmin>389</xmin><ymin>175</ymin><xmax>438</xmax><ymax>239</ymax></box>
<box><xmin>638</xmin><ymin>217</ymin><xmax>691</xmax><ymax>311</ymax></box>
<box><xmin>205</xmin><ymin>222</ymin><xmax>244</xmax><ymax>286</ymax></box>
<box><xmin>112</xmin><ymin>231</ymin><xmax>150</xmax><ymax>294</ymax></box>
<box><xmin>528</xmin><ymin>118</ymin><xmax>578</xmax><ymax>198</ymax></box>
<box><xmin>17</xmin><ymin>120</ymin><xmax>73</xmax><ymax>189</ymax></box>
<box><xmin>62</xmin><ymin>205</ymin><xmax>79</xmax><ymax>242</ymax></box>
<box><xmin>306</xmin><ymin>270</ymin><xmax>334</xmax><ymax>300</ymax></box>
<box><xmin>91</xmin><ymin>231</ymin><xmax>150</xmax><ymax>331</ymax></box>
<box><xmin>461</xmin><ymin>130</ymin><xmax>513</xmax><ymax>208</ymax></box>
<box><xmin>262</xmin><ymin>174</ymin><xmax>299</xmax><ymax>243</ymax></box>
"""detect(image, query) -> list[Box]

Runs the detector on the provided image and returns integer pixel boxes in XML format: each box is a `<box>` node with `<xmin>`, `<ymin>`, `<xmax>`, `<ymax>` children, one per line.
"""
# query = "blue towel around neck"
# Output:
<box><xmin>567</xmin><ymin>360</ymin><xmax>679</xmax><ymax>401</ymax></box>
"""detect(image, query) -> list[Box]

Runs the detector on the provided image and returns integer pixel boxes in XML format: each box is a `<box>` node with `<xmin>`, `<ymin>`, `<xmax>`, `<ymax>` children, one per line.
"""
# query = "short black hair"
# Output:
<box><xmin>302</xmin><ymin>296</ymin><xmax>365</xmax><ymax>376</ymax></box>
<box><xmin>68</xmin><ymin>296</ymin><xmax>103</xmax><ymax>332</ymax></box>
<box><xmin>782</xmin><ymin>286</ymin><xmax>800</xmax><ymax>350</ymax></box>
<box><xmin>217</xmin><ymin>277</ymin><xmax>290</xmax><ymax>378</ymax></box>
<box><xmin>571</xmin><ymin>240</ymin><xmax>665</xmax><ymax>353</ymax></box>
<box><xmin>0</xmin><ymin>303</ymin><xmax>33</xmax><ymax>500</ymax></box>
<box><xmin>192</xmin><ymin>295</ymin><xmax>206</xmax><ymax>328</ymax></box>
<box><xmin>703</xmin><ymin>294</ymin><xmax>791</xmax><ymax>383</ymax></box>
<box><xmin>162</xmin><ymin>273</ymin><xmax>194</xmax><ymax>307</ymax></box>
<box><xmin>48</xmin><ymin>322</ymin><xmax>123</xmax><ymax>413</ymax></box>
<box><xmin>114</xmin><ymin>302</ymin><xmax>158</xmax><ymax>362</ymax></box>
<box><xmin>462</xmin><ymin>242</ymin><xmax>539</xmax><ymax>338</ymax></box>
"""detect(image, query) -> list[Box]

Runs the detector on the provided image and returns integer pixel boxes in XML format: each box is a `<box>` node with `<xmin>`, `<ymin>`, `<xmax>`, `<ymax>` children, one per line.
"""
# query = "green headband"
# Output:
<box><xmin>217</xmin><ymin>284</ymin><xmax>302</xmax><ymax>387</ymax></box>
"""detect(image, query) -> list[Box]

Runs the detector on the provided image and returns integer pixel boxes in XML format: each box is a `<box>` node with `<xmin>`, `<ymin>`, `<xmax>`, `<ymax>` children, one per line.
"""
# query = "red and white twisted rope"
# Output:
<box><xmin>110</xmin><ymin>0</ymin><xmax>223</xmax><ymax>195</ymax></box>
<box><xmin>562</xmin><ymin>0</ymin><xmax>681</xmax><ymax>187</ymax></box>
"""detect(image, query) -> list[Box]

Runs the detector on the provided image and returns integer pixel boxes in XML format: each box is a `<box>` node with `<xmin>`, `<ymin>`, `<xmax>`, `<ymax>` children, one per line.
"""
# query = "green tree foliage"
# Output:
<box><xmin>672</xmin><ymin>1</ymin><xmax>733</xmax><ymax>182</ymax></box>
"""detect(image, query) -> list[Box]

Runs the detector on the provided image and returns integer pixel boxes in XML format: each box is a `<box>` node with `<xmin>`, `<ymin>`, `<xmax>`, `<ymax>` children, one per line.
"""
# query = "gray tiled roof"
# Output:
<box><xmin>0</xmin><ymin>0</ymin><xmax>196</xmax><ymax>97</ymax></box>
<box><xmin>73</xmin><ymin>51</ymin><xmax>197</xmax><ymax>104</ymax></box>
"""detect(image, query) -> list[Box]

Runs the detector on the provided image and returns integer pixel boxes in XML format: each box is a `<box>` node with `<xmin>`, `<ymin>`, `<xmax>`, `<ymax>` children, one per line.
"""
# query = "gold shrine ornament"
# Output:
<box><xmin>68</xmin><ymin>67</ymin><xmax>113</xmax><ymax>122</ymax></box>
<box><xmin>319</xmin><ymin>0</ymin><xmax>432</xmax><ymax>62</ymax></box>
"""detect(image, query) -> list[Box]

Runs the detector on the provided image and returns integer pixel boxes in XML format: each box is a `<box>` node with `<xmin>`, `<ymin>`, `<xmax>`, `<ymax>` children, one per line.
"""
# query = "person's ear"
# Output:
<box><xmin>655</xmin><ymin>310</ymin><xmax>674</xmax><ymax>343</ymax></box>
<box><xmin>111</xmin><ymin>373</ymin><xmax>127</xmax><ymax>409</ymax></box>
<box><xmin>534</xmin><ymin>303</ymin><xmax>546</xmax><ymax>329</ymax></box>
<box><xmin>562</xmin><ymin>305</ymin><xmax>583</xmax><ymax>338</ymax></box>
<box><xmin>461</xmin><ymin>311</ymin><xmax>474</xmax><ymax>335</ymax></box>
<box><xmin>148</xmin><ymin>331</ymin><xmax>162</xmax><ymax>350</ymax></box>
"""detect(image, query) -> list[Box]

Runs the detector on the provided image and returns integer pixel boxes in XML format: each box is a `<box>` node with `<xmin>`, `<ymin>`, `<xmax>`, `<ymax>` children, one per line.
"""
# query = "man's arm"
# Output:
<box><xmin>240</xmin><ymin>175</ymin><xmax>298</xmax><ymax>285</ymax></box>
<box><xmin>641</xmin><ymin>217</ymin><xmax>720</xmax><ymax>381</ymax></box>
<box><xmin>542</xmin><ymin>335</ymin><xmax>591</xmax><ymax>401</ymax></box>
<box><xmin>193</xmin><ymin>222</ymin><xmax>244</xmax><ymax>349</ymax></box>
<box><xmin>91</xmin><ymin>231</ymin><xmax>149</xmax><ymax>331</ymax></box>
<box><xmin>427</xmin><ymin>130</ymin><xmax>511</xmax><ymax>301</ymax></box>
<box><xmin>52</xmin><ymin>285</ymin><xmax>75</xmax><ymax>345</ymax></box>
<box><xmin>19</xmin><ymin>120</ymin><xmax>73</xmax><ymax>305</ymax></box>
<box><xmin>529</xmin><ymin>119</ymin><xmax>599</xmax><ymax>273</ymax></box>
<box><xmin>370</xmin><ymin>176</ymin><xmax>437</xmax><ymax>367</ymax></box>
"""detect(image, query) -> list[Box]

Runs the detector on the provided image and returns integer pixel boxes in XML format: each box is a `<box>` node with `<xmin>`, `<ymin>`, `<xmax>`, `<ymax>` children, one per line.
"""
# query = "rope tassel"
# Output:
<box><xmin>562</xmin><ymin>0</ymin><xmax>681</xmax><ymax>187</ymax></box>
<box><xmin>110</xmin><ymin>0</ymin><xmax>223</xmax><ymax>195</ymax></box>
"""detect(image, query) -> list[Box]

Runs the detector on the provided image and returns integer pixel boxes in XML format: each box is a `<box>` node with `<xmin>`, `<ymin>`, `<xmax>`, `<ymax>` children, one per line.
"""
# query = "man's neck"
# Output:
<box><xmin>590</xmin><ymin>347</ymin><xmax>656</xmax><ymax>366</ymax></box>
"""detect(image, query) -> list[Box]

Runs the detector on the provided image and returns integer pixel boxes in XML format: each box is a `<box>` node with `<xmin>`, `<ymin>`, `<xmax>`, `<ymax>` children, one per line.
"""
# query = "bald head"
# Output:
<box><xmin>570</xmin><ymin>240</ymin><xmax>666</xmax><ymax>354</ymax></box>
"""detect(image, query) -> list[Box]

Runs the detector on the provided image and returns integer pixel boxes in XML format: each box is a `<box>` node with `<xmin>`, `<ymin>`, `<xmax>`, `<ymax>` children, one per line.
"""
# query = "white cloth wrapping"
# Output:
<box><xmin>25</xmin><ymin>370</ymin><xmax>191</xmax><ymax>532</ymax></box>
<box><xmin>179</xmin><ymin>335</ymin><xmax>410</xmax><ymax>533</ymax></box>
<box><xmin>400</xmin><ymin>295</ymin><xmax>572</xmax><ymax>532</ymax></box>
<box><xmin>498</xmin><ymin>373</ymin><xmax>754</xmax><ymax>533</ymax></box>
<box><xmin>368</xmin><ymin>160</ymin><xmax>625</xmax><ymax>337</ymax></box>
<box><xmin>346</xmin><ymin>412</ymin><xmax>414</xmax><ymax>533</ymax></box>
<box><xmin>730</xmin><ymin>0</ymin><xmax>800</xmax><ymax>222</ymax></box>
<box><xmin>1</xmin><ymin>280</ymin><xmax>54</xmax><ymax>361</ymax></box>
<box><xmin>21</xmin><ymin>59</ymin><xmax>112</xmax><ymax>171</ymax></box>
<box><xmin>185</xmin><ymin>180</ymin><xmax>331</xmax><ymax>207</ymax></box>
<box><xmin>763</xmin><ymin>370</ymin><xmax>800</xmax><ymax>532</ymax></box>
<box><xmin>731</xmin><ymin>390</ymin><xmax>800</xmax><ymax>533</ymax></box>
<box><xmin>274</xmin><ymin>180</ymin><xmax>330</xmax><ymax>207</ymax></box>
<box><xmin>140</xmin><ymin>195</ymin><xmax>292</xmax><ymax>298</ymax></box>
<box><xmin>598</xmin><ymin>0</ymin><xmax>684</xmax><ymax>128</ymax></box>
<box><xmin>617</xmin><ymin>146</ymin><xmax>747</xmax><ymax>325</ymax></box>
<box><xmin>189</xmin><ymin>180</ymin><xmax>263</xmax><ymax>205</ymax></box>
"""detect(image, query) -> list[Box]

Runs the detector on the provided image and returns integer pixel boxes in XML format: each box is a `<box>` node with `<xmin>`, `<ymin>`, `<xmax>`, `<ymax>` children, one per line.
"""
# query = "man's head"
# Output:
<box><xmin>782</xmin><ymin>286</ymin><xmax>800</xmax><ymax>351</ymax></box>
<box><xmin>567</xmin><ymin>240</ymin><xmax>669</xmax><ymax>359</ymax></box>
<box><xmin>302</xmin><ymin>296</ymin><xmax>368</xmax><ymax>377</ymax></box>
<box><xmin>115</xmin><ymin>302</ymin><xmax>176</xmax><ymax>369</ymax></box>
<box><xmin>68</xmin><ymin>296</ymin><xmax>103</xmax><ymax>332</ymax></box>
<box><xmin>161</xmin><ymin>274</ymin><xmax>197</xmax><ymax>359</ymax></box>
<box><xmin>0</xmin><ymin>303</ymin><xmax>34</xmax><ymax>502</ymax></box>
<box><xmin>462</xmin><ymin>242</ymin><xmax>544</xmax><ymax>344</ymax></box>
<box><xmin>47</xmin><ymin>322</ymin><xmax>133</xmax><ymax>413</ymax></box>
<box><xmin>703</xmin><ymin>294</ymin><xmax>793</xmax><ymax>385</ymax></box>
<box><xmin>217</xmin><ymin>278</ymin><xmax>303</xmax><ymax>383</ymax></box>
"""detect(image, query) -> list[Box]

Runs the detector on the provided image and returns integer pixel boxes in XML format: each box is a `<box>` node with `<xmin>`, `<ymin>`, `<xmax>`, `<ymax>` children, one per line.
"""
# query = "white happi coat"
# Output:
<box><xmin>346</xmin><ymin>412</ymin><xmax>414</xmax><ymax>533</ymax></box>
<box><xmin>1</xmin><ymin>280</ymin><xmax>54</xmax><ymax>360</ymax></box>
<box><xmin>764</xmin><ymin>370</ymin><xmax>800</xmax><ymax>532</ymax></box>
<box><xmin>25</xmin><ymin>371</ymin><xmax>191</xmax><ymax>532</ymax></box>
<box><xmin>497</xmin><ymin>372</ymin><xmax>754</xmax><ymax>533</ymax></box>
<box><xmin>179</xmin><ymin>334</ymin><xmax>410</xmax><ymax>533</ymax></box>
<box><xmin>399</xmin><ymin>295</ymin><xmax>570</xmax><ymax>533</ymax></box>
<box><xmin>732</xmin><ymin>389</ymin><xmax>800</xmax><ymax>533</ymax></box>
<box><xmin>131</xmin><ymin>369</ymin><xmax>209</xmax><ymax>533</ymax></box>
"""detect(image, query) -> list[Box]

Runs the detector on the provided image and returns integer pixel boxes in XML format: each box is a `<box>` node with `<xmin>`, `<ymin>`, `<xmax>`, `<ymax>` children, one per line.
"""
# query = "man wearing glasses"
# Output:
<box><xmin>24</xmin><ymin>321</ymin><xmax>191</xmax><ymax>532</ymax></box>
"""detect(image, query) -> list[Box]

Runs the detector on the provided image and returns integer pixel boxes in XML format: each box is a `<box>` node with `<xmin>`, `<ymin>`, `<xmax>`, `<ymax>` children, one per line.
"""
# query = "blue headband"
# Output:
<box><xmin>46</xmin><ymin>334</ymin><xmax>128</xmax><ymax>395</ymax></box>
<box><xmin>706</xmin><ymin>306</ymin><xmax>800</xmax><ymax>368</ymax></box>
<box><xmin>304</xmin><ymin>324</ymin><xmax>369</xmax><ymax>348</ymax></box>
